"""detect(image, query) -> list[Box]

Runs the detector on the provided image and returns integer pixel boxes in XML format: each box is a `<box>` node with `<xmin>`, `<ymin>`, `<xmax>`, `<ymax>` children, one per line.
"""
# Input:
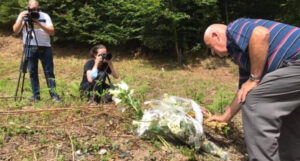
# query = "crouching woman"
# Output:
<box><xmin>80</xmin><ymin>44</ymin><xmax>118</xmax><ymax>104</ymax></box>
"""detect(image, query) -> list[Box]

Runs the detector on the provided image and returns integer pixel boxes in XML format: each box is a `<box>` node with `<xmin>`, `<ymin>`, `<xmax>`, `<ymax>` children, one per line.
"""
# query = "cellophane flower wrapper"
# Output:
<box><xmin>132</xmin><ymin>94</ymin><xmax>229</xmax><ymax>160</ymax></box>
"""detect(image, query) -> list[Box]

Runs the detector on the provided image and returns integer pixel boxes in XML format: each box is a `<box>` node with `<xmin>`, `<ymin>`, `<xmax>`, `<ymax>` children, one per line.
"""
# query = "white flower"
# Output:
<box><xmin>118</xmin><ymin>81</ymin><xmax>129</xmax><ymax>90</ymax></box>
<box><xmin>129</xmin><ymin>89</ymin><xmax>134</xmax><ymax>96</ymax></box>
<box><xmin>112</xmin><ymin>97</ymin><xmax>122</xmax><ymax>104</ymax></box>
<box><xmin>109</xmin><ymin>89</ymin><xmax>121</xmax><ymax>96</ymax></box>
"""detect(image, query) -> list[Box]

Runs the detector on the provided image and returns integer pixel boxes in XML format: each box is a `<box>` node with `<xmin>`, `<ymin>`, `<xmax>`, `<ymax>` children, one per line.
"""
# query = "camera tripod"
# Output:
<box><xmin>14</xmin><ymin>19</ymin><xmax>39</xmax><ymax>101</ymax></box>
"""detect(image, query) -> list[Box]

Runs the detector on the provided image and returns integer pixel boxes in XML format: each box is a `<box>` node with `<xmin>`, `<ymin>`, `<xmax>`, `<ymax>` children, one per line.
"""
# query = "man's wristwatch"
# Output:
<box><xmin>249</xmin><ymin>74</ymin><xmax>260</xmax><ymax>81</ymax></box>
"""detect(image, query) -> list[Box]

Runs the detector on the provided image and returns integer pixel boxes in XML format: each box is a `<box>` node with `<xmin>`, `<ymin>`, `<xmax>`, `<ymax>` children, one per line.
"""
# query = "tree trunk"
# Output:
<box><xmin>174</xmin><ymin>29</ymin><xmax>182</xmax><ymax>65</ymax></box>
<box><xmin>169</xmin><ymin>0</ymin><xmax>182</xmax><ymax>65</ymax></box>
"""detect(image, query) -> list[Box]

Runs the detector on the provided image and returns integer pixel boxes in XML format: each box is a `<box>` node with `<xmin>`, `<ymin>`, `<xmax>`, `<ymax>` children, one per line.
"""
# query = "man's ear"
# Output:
<box><xmin>212</xmin><ymin>32</ymin><xmax>220</xmax><ymax>41</ymax></box>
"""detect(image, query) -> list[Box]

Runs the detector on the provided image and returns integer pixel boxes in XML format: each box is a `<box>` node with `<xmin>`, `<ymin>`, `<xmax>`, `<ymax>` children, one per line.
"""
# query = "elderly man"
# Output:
<box><xmin>204</xmin><ymin>18</ymin><xmax>300</xmax><ymax>161</ymax></box>
<box><xmin>13</xmin><ymin>0</ymin><xmax>61</xmax><ymax>102</ymax></box>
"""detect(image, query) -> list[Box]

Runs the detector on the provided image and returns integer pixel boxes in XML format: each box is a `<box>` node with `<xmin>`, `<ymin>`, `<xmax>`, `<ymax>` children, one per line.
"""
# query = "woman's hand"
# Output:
<box><xmin>95</xmin><ymin>54</ymin><xmax>103</xmax><ymax>65</ymax></box>
<box><xmin>103</xmin><ymin>58</ymin><xmax>112</xmax><ymax>64</ymax></box>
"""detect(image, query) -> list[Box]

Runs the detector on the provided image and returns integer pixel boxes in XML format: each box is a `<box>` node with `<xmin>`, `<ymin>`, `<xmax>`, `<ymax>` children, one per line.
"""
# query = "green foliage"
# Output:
<box><xmin>218</xmin><ymin>0</ymin><xmax>300</xmax><ymax>26</ymax></box>
<box><xmin>278</xmin><ymin>0</ymin><xmax>300</xmax><ymax>26</ymax></box>
<box><xmin>140</xmin><ymin>0</ymin><xmax>219</xmax><ymax>62</ymax></box>
<box><xmin>186</xmin><ymin>87</ymin><xmax>205</xmax><ymax>104</ymax></box>
<box><xmin>109</xmin><ymin>81</ymin><xmax>143</xmax><ymax>119</ymax></box>
<box><xmin>0</xmin><ymin>125</ymin><xmax>32</xmax><ymax>137</ymax></box>
<box><xmin>0</xmin><ymin>80</ymin><xmax>13</xmax><ymax>93</ymax></box>
<box><xmin>177</xmin><ymin>146</ymin><xmax>197</xmax><ymax>160</ymax></box>
<box><xmin>0</xmin><ymin>0</ymin><xmax>21</xmax><ymax>28</ymax></box>
<box><xmin>0</xmin><ymin>0</ymin><xmax>219</xmax><ymax>58</ymax></box>
<box><xmin>1</xmin><ymin>0</ymin><xmax>298</xmax><ymax>57</ymax></box>
<box><xmin>71</xmin><ymin>135</ymin><xmax>113</xmax><ymax>157</ymax></box>
<box><xmin>56</xmin><ymin>155</ymin><xmax>65</xmax><ymax>161</ymax></box>
<box><xmin>222</xmin><ymin>125</ymin><xmax>231</xmax><ymax>136</ymax></box>
<box><xmin>207</xmin><ymin>88</ymin><xmax>233</xmax><ymax>114</ymax></box>
<box><xmin>54</xmin><ymin>79</ymin><xmax>85</xmax><ymax>105</ymax></box>
<box><xmin>135</xmin><ymin>85</ymin><xmax>151</xmax><ymax>102</ymax></box>
<box><xmin>39</xmin><ymin>0</ymin><xmax>157</xmax><ymax>45</ymax></box>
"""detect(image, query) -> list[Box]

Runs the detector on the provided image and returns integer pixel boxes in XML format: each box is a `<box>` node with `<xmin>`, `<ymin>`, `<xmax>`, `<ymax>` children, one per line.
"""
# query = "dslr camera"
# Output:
<box><xmin>26</xmin><ymin>7</ymin><xmax>40</xmax><ymax>21</ymax></box>
<box><xmin>99</xmin><ymin>53</ymin><xmax>112</xmax><ymax>61</ymax></box>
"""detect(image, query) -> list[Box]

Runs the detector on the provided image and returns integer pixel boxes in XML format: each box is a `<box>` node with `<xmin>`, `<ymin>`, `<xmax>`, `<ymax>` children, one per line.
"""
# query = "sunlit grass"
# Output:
<box><xmin>0</xmin><ymin>38</ymin><xmax>239</xmax><ymax>160</ymax></box>
<box><xmin>0</xmin><ymin>49</ymin><xmax>238</xmax><ymax>117</ymax></box>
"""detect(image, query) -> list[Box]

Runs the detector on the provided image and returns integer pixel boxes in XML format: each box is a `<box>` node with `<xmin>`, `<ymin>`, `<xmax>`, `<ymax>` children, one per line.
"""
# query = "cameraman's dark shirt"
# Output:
<box><xmin>80</xmin><ymin>59</ymin><xmax>112</xmax><ymax>90</ymax></box>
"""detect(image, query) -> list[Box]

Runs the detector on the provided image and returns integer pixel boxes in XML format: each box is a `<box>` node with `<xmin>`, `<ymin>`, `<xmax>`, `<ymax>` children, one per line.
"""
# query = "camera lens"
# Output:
<box><xmin>105</xmin><ymin>53</ymin><xmax>112</xmax><ymax>60</ymax></box>
<box><xmin>27</xmin><ymin>7</ymin><xmax>40</xmax><ymax>20</ymax></box>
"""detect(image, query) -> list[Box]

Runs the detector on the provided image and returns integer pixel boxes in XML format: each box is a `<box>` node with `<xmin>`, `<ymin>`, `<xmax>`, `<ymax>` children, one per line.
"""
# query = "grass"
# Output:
<box><xmin>0</xmin><ymin>35</ymin><xmax>241</xmax><ymax>160</ymax></box>
<box><xmin>0</xmin><ymin>51</ymin><xmax>237</xmax><ymax>111</ymax></box>
<box><xmin>207</xmin><ymin>87</ymin><xmax>235</xmax><ymax>114</ymax></box>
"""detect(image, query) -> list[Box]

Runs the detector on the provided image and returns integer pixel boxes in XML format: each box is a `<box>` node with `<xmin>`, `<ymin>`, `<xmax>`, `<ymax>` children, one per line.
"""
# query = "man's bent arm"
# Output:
<box><xmin>248</xmin><ymin>26</ymin><xmax>270</xmax><ymax>79</ymax></box>
<box><xmin>13</xmin><ymin>20</ymin><xmax>24</xmax><ymax>34</ymax></box>
<box><xmin>237</xmin><ymin>26</ymin><xmax>270</xmax><ymax>103</ymax></box>
<box><xmin>208</xmin><ymin>91</ymin><xmax>241</xmax><ymax>122</ymax></box>
<box><xmin>34</xmin><ymin>20</ymin><xmax>55</xmax><ymax>36</ymax></box>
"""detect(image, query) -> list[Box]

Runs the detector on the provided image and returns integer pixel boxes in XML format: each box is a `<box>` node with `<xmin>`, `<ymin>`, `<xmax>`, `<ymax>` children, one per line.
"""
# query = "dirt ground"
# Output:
<box><xmin>0</xmin><ymin>34</ymin><xmax>248</xmax><ymax>161</ymax></box>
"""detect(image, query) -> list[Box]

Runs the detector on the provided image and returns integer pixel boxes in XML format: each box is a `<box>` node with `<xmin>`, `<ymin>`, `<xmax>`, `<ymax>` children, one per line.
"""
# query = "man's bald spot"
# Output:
<box><xmin>28</xmin><ymin>0</ymin><xmax>39</xmax><ymax>7</ymax></box>
<box><xmin>203</xmin><ymin>24</ymin><xmax>227</xmax><ymax>44</ymax></box>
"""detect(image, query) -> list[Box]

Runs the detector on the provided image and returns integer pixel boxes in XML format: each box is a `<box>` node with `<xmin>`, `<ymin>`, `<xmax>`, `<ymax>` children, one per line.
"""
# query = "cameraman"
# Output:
<box><xmin>80</xmin><ymin>44</ymin><xmax>119</xmax><ymax>104</ymax></box>
<box><xmin>13</xmin><ymin>0</ymin><xmax>61</xmax><ymax>102</ymax></box>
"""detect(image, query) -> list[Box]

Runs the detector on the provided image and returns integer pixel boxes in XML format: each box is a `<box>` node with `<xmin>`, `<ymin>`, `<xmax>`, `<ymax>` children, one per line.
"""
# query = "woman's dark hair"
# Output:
<box><xmin>90</xmin><ymin>44</ymin><xmax>107</xmax><ymax>58</ymax></box>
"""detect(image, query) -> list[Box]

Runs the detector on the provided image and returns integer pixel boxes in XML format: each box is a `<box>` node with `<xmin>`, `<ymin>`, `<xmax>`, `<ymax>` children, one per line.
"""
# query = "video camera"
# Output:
<box><xmin>25</xmin><ymin>7</ymin><xmax>40</xmax><ymax>21</ymax></box>
<box><xmin>98</xmin><ymin>53</ymin><xmax>112</xmax><ymax>61</ymax></box>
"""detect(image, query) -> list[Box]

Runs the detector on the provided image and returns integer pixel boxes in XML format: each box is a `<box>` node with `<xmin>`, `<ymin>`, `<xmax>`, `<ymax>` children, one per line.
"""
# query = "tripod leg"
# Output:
<box><xmin>20</xmin><ymin>72</ymin><xmax>26</xmax><ymax>101</ymax></box>
<box><xmin>15</xmin><ymin>54</ymin><xmax>28</xmax><ymax>101</ymax></box>
<box><xmin>14</xmin><ymin>71</ymin><xmax>23</xmax><ymax>101</ymax></box>
<box><xmin>14</xmin><ymin>52</ymin><xmax>27</xmax><ymax>101</ymax></box>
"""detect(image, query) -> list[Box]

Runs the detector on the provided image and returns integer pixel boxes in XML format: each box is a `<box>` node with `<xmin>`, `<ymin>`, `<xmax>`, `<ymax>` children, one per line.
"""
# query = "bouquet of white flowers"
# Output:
<box><xmin>133</xmin><ymin>94</ymin><xmax>229</xmax><ymax>160</ymax></box>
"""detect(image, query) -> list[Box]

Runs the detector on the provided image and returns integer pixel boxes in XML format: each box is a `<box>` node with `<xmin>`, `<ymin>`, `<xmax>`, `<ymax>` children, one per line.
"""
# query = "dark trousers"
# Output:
<box><xmin>25</xmin><ymin>46</ymin><xmax>58</xmax><ymax>98</ymax></box>
<box><xmin>241</xmin><ymin>59</ymin><xmax>300</xmax><ymax>161</ymax></box>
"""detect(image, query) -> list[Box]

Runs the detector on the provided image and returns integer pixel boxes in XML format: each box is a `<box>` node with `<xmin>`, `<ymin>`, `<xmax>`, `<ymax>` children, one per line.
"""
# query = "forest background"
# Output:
<box><xmin>1</xmin><ymin>0</ymin><xmax>299</xmax><ymax>63</ymax></box>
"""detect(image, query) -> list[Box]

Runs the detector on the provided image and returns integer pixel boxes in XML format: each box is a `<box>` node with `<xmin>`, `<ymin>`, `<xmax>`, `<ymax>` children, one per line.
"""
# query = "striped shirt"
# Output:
<box><xmin>226</xmin><ymin>18</ymin><xmax>300</xmax><ymax>88</ymax></box>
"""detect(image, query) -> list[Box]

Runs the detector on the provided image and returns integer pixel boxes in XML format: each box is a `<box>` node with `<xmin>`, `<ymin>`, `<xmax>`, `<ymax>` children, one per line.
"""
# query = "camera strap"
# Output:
<box><xmin>102</xmin><ymin>65</ymin><xmax>114</xmax><ymax>87</ymax></box>
<box><xmin>91</xmin><ymin>65</ymin><xmax>113</xmax><ymax>102</ymax></box>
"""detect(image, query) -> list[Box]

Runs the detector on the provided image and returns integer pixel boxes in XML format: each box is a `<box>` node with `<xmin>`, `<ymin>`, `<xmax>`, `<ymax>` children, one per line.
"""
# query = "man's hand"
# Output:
<box><xmin>31</xmin><ymin>19</ymin><xmax>55</xmax><ymax>36</ymax></box>
<box><xmin>207</xmin><ymin>113</ymin><xmax>230</xmax><ymax>123</ymax></box>
<box><xmin>237</xmin><ymin>80</ymin><xmax>259</xmax><ymax>103</ymax></box>
<box><xmin>13</xmin><ymin>11</ymin><xmax>28</xmax><ymax>33</ymax></box>
<box><xmin>33</xmin><ymin>19</ymin><xmax>41</xmax><ymax>26</ymax></box>
<box><xmin>19</xmin><ymin>11</ymin><xmax>29</xmax><ymax>21</ymax></box>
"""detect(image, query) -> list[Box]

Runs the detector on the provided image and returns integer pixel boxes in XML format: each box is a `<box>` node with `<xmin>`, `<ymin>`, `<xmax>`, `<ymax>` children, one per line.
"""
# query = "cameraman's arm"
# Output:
<box><xmin>107</xmin><ymin>61</ymin><xmax>119</xmax><ymax>79</ymax></box>
<box><xmin>34</xmin><ymin>20</ymin><xmax>55</xmax><ymax>36</ymax></box>
<box><xmin>13</xmin><ymin>11</ymin><xmax>27</xmax><ymax>34</ymax></box>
